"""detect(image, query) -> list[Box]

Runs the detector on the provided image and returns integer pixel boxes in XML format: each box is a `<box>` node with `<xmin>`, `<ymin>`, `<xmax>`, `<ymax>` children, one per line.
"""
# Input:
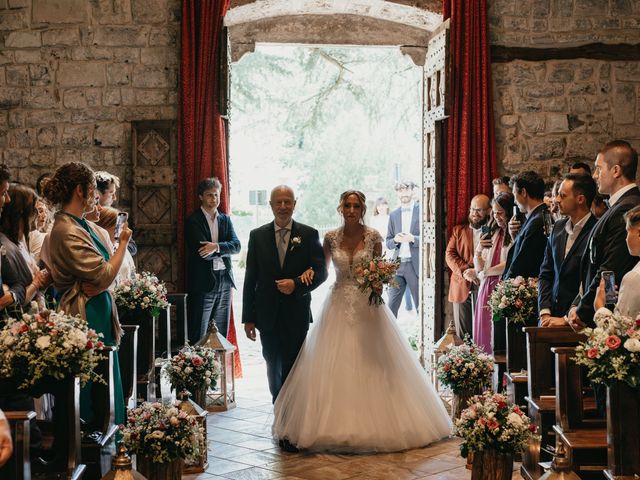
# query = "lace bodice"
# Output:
<box><xmin>325</xmin><ymin>227</ymin><xmax>383</xmax><ymax>285</ymax></box>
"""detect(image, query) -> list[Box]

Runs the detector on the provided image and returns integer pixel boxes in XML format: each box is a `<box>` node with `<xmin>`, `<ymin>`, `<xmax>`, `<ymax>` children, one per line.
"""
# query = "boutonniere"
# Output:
<box><xmin>290</xmin><ymin>236</ymin><xmax>302</xmax><ymax>251</ymax></box>
<box><xmin>0</xmin><ymin>246</ymin><xmax>6</xmax><ymax>256</ymax></box>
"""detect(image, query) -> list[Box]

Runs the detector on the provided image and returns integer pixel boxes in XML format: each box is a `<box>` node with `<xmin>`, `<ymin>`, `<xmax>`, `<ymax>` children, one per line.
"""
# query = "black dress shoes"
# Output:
<box><xmin>278</xmin><ymin>438</ymin><xmax>300</xmax><ymax>453</ymax></box>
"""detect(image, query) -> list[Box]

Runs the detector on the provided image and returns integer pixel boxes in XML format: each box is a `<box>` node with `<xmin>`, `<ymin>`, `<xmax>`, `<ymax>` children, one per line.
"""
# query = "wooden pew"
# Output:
<box><xmin>120</xmin><ymin>324</ymin><xmax>139</xmax><ymax>410</ymax></box>
<box><xmin>520</xmin><ymin>327</ymin><xmax>585</xmax><ymax>480</ymax></box>
<box><xmin>81</xmin><ymin>346</ymin><xmax>118</xmax><ymax>480</ymax></box>
<box><xmin>551</xmin><ymin>346</ymin><xmax>607</xmax><ymax>478</ymax></box>
<box><xmin>0</xmin><ymin>411</ymin><xmax>35</xmax><ymax>480</ymax></box>
<box><xmin>502</xmin><ymin>318</ymin><xmax>537</xmax><ymax>414</ymax></box>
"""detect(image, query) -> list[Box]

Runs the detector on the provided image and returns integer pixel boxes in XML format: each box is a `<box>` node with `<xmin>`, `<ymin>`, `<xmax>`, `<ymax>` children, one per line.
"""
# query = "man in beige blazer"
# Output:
<box><xmin>445</xmin><ymin>194</ymin><xmax>491</xmax><ymax>337</ymax></box>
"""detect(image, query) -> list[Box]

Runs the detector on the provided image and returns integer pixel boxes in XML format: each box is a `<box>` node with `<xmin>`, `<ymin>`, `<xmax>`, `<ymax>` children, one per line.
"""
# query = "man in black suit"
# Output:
<box><xmin>386</xmin><ymin>180</ymin><xmax>420</xmax><ymax>317</ymax></box>
<box><xmin>569</xmin><ymin>140</ymin><xmax>640</xmax><ymax>329</ymax></box>
<box><xmin>242</xmin><ymin>186</ymin><xmax>327</xmax><ymax>404</ymax></box>
<box><xmin>185</xmin><ymin>177</ymin><xmax>240</xmax><ymax>344</ymax></box>
<box><xmin>502</xmin><ymin>171</ymin><xmax>548</xmax><ymax>280</ymax></box>
<box><xmin>539</xmin><ymin>173</ymin><xmax>597</xmax><ymax>327</ymax></box>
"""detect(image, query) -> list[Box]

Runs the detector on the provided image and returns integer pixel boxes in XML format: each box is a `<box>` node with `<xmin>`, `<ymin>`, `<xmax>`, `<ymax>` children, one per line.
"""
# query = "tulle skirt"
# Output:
<box><xmin>273</xmin><ymin>282</ymin><xmax>452</xmax><ymax>452</ymax></box>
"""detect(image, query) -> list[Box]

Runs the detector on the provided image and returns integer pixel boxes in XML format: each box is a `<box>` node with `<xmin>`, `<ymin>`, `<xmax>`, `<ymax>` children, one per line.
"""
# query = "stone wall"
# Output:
<box><xmin>488</xmin><ymin>0</ymin><xmax>640</xmax><ymax>177</ymax></box>
<box><xmin>0</xmin><ymin>0</ymin><xmax>180</xmax><ymax>204</ymax></box>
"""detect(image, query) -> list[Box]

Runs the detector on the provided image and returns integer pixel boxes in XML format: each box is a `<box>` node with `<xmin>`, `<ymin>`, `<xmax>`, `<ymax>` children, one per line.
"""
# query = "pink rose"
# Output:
<box><xmin>605</xmin><ymin>335</ymin><xmax>621</xmax><ymax>350</ymax></box>
<box><xmin>587</xmin><ymin>347</ymin><xmax>599</xmax><ymax>359</ymax></box>
<box><xmin>192</xmin><ymin>356</ymin><xmax>204</xmax><ymax>367</ymax></box>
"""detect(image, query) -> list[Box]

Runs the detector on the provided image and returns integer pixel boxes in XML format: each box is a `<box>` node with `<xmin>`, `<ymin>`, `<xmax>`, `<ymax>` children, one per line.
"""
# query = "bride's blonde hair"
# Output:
<box><xmin>337</xmin><ymin>190</ymin><xmax>367</xmax><ymax>223</ymax></box>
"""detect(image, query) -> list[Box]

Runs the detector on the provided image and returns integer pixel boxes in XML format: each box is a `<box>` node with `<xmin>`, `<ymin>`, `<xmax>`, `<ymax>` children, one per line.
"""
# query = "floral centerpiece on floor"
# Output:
<box><xmin>488</xmin><ymin>276</ymin><xmax>538</xmax><ymax>324</ymax></box>
<box><xmin>574</xmin><ymin>308</ymin><xmax>640</xmax><ymax>389</ymax></box>
<box><xmin>353</xmin><ymin>255</ymin><xmax>400</xmax><ymax>305</ymax></box>
<box><xmin>120</xmin><ymin>401</ymin><xmax>203</xmax><ymax>464</ymax></box>
<box><xmin>436</xmin><ymin>340</ymin><xmax>494</xmax><ymax>395</ymax></box>
<box><xmin>165</xmin><ymin>345</ymin><xmax>220</xmax><ymax>394</ymax></box>
<box><xmin>0</xmin><ymin>310</ymin><xmax>104</xmax><ymax>389</ymax></box>
<box><xmin>455</xmin><ymin>391</ymin><xmax>538</xmax><ymax>459</ymax></box>
<box><xmin>114</xmin><ymin>271</ymin><xmax>170</xmax><ymax>317</ymax></box>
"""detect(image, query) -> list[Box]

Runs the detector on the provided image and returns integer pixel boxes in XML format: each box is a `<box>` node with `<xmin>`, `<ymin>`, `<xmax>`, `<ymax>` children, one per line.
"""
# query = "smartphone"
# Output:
<box><xmin>481</xmin><ymin>224</ymin><xmax>492</xmax><ymax>238</ymax></box>
<box><xmin>513</xmin><ymin>205</ymin><xmax>519</xmax><ymax>218</ymax></box>
<box><xmin>602</xmin><ymin>271</ymin><xmax>617</xmax><ymax>308</ymax></box>
<box><xmin>543</xmin><ymin>210</ymin><xmax>554</xmax><ymax>237</ymax></box>
<box><xmin>114</xmin><ymin>212</ymin><xmax>128</xmax><ymax>240</ymax></box>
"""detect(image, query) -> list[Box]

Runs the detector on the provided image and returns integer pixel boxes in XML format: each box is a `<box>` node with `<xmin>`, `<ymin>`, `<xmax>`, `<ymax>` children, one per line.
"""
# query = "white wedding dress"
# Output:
<box><xmin>272</xmin><ymin>227</ymin><xmax>452</xmax><ymax>452</ymax></box>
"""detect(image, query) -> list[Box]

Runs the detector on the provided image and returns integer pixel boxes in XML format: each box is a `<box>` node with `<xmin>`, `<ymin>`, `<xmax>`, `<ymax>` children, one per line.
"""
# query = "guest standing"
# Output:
<box><xmin>473</xmin><ymin>193</ymin><xmax>514</xmax><ymax>353</ymax></box>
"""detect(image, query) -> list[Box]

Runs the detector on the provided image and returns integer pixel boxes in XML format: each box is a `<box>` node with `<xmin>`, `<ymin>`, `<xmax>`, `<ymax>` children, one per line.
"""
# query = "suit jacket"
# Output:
<box><xmin>385</xmin><ymin>203</ymin><xmax>420</xmax><ymax>276</ymax></box>
<box><xmin>574</xmin><ymin>186</ymin><xmax>640</xmax><ymax>326</ymax></box>
<box><xmin>185</xmin><ymin>209</ymin><xmax>240</xmax><ymax>293</ymax></box>
<box><xmin>242</xmin><ymin>220</ymin><xmax>327</xmax><ymax>332</ymax></box>
<box><xmin>538</xmin><ymin>215</ymin><xmax>597</xmax><ymax>317</ymax></box>
<box><xmin>445</xmin><ymin>223</ymin><xmax>474</xmax><ymax>303</ymax></box>
<box><xmin>502</xmin><ymin>203</ymin><xmax>548</xmax><ymax>280</ymax></box>
<box><xmin>0</xmin><ymin>233</ymin><xmax>30</xmax><ymax>306</ymax></box>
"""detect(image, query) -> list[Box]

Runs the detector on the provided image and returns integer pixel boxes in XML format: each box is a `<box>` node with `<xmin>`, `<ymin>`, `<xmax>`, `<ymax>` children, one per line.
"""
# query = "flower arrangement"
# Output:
<box><xmin>488</xmin><ymin>276</ymin><xmax>538</xmax><ymax>324</ymax></box>
<box><xmin>0</xmin><ymin>310</ymin><xmax>104</xmax><ymax>389</ymax></box>
<box><xmin>455</xmin><ymin>391</ymin><xmax>538</xmax><ymax>458</ymax></box>
<box><xmin>120</xmin><ymin>401</ymin><xmax>203</xmax><ymax>464</ymax></box>
<box><xmin>164</xmin><ymin>345</ymin><xmax>220</xmax><ymax>394</ymax></box>
<box><xmin>574</xmin><ymin>308</ymin><xmax>640</xmax><ymax>389</ymax></box>
<box><xmin>114</xmin><ymin>271</ymin><xmax>169</xmax><ymax>317</ymax></box>
<box><xmin>436</xmin><ymin>340</ymin><xmax>494</xmax><ymax>394</ymax></box>
<box><xmin>353</xmin><ymin>255</ymin><xmax>400</xmax><ymax>305</ymax></box>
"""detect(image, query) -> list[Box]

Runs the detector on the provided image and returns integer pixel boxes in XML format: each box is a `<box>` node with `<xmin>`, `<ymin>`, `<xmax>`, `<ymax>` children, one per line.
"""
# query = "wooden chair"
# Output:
<box><xmin>520</xmin><ymin>327</ymin><xmax>585</xmax><ymax>480</ymax></box>
<box><xmin>81</xmin><ymin>346</ymin><xmax>118</xmax><ymax>480</ymax></box>
<box><xmin>120</xmin><ymin>324</ymin><xmax>139</xmax><ymax>410</ymax></box>
<box><xmin>551</xmin><ymin>346</ymin><xmax>607</xmax><ymax>478</ymax></box>
<box><xmin>0</xmin><ymin>411</ymin><xmax>35</xmax><ymax>480</ymax></box>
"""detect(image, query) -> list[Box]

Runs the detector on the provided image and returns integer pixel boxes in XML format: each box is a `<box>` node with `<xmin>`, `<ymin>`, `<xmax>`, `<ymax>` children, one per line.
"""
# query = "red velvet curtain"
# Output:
<box><xmin>443</xmin><ymin>0</ymin><xmax>497</xmax><ymax>235</ymax></box>
<box><xmin>179</xmin><ymin>0</ymin><xmax>242</xmax><ymax>376</ymax></box>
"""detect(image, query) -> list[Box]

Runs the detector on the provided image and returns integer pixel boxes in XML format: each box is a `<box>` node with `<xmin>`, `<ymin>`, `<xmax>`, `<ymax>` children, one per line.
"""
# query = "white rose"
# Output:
<box><xmin>507</xmin><ymin>412</ymin><xmax>523</xmax><ymax>426</ymax></box>
<box><xmin>184</xmin><ymin>367</ymin><xmax>193</xmax><ymax>374</ymax></box>
<box><xmin>624</xmin><ymin>338</ymin><xmax>640</xmax><ymax>353</ymax></box>
<box><xmin>3</xmin><ymin>335</ymin><xmax>15</xmax><ymax>346</ymax></box>
<box><xmin>36</xmin><ymin>335</ymin><xmax>51</xmax><ymax>349</ymax></box>
<box><xmin>149</xmin><ymin>430</ymin><xmax>164</xmax><ymax>439</ymax></box>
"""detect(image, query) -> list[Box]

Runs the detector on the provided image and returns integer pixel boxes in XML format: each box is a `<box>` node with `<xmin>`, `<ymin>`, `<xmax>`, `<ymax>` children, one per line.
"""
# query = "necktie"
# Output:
<box><xmin>278</xmin><ymin>228</ymin><xmax>289</xmax><ymax>267</ymax></box>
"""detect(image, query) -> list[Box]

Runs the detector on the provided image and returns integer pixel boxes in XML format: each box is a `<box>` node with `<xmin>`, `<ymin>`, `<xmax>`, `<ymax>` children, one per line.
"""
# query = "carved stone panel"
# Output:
<box><xmin>131</xmin><ymin>120</ymin><xmax>178</xmax><ymax>291</ymax></box>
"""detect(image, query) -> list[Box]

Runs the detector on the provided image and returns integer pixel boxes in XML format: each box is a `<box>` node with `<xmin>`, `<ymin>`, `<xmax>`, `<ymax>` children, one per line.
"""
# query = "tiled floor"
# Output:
<box><xmin>182</xmin><ymin>363</ymin><xmax>524</xmax><ymax>480</ymax></box>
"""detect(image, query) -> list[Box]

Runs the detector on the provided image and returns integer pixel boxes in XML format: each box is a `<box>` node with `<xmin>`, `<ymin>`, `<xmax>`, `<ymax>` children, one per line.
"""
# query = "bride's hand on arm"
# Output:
<box><xmin>299</xmin><ymin>268</ymin><xmax>314</xmax><ymax>286</ymax></box>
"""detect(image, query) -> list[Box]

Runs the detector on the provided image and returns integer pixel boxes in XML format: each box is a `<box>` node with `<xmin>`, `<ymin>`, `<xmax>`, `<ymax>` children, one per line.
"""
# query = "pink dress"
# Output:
<box><xmin>473</xmin><ymin>230</ymin><xmax>504</xmax><ymax>354</ymax></box>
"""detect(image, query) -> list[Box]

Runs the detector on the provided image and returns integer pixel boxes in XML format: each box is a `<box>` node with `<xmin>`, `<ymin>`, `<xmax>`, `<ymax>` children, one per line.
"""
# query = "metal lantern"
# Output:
<box><xmin>176</xmin><ymin>391</ymin><xmax>209</xmax><ymax>474</ymax></box>
<box><xmin>196</xmin><ymin>323</ymin><xmax>237</xmax><ymax>411</ymax></box>
<box><xmin>102</xmin><ymin>444</ymin><xmax>147</xmax><ymax>480</ymax></box>
<box><xmin>431</xmin><ymin>319</ymin><xmax>463</xmax><ymax>392</ymax></box>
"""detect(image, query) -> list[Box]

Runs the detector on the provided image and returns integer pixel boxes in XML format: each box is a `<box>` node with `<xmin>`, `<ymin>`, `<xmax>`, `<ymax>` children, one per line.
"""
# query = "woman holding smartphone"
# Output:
<box><xmin>95</xmin><ymin>207</ymin><xmax>136</xmax><ymax>282</ymax></box>
<box><xmin>472</xmin><ymin>192</ymin><xmax>515</xmax><ymax>353</ymax></box>
<box><xmin>594</xmin><ymin>204</ymin><xmax>640</xmax><ymax>317</ymax></box>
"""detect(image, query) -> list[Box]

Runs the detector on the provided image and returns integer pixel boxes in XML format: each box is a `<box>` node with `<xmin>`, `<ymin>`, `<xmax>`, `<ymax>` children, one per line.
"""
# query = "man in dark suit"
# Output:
<box><xmin>569</xmin><ymin>140</ymin><xmax>640</xmax><ymax>329</ymax></box>
<box><xmin>185</xmin><ymin>177</ymin><xmax>240</xmax><ymax>344</ymax></box>
<box><xmin>502</xmin><ymin>171</ymin><xmax>548</xmax><ymax>280</ymax></box>
<box><xmin>242</xmin><ymin>185</ymin><xmax>327</xmax><ymax>405</ymax></box>
<box><xmin>386</xmin><ymin>180</ymin><xmax>420</xmax><ymax>317</ymax></box>
<box><xmin>538</xmin><ymin>173</ymin><xmax>597</xmax><ymax>327</ymax></box>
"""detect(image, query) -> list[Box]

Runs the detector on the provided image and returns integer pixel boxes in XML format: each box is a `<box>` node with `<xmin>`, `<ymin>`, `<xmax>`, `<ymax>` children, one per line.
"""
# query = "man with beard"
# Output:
<box><xmin>445</xmin><ymin>194</ymin><xmax>491</xmax><ymax>337</ymax></box>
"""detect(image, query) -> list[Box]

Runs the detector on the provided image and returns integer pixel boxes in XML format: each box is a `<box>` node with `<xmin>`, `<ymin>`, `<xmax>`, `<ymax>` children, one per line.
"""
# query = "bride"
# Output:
<box><xmin>273</xmin><ymin>190</ymin><xmax>452</xmax><ymax>452</ymax></box>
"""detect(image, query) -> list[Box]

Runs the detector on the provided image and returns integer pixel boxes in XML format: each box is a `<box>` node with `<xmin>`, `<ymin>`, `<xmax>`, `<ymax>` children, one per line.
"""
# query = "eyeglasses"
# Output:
<box><xmin>469</xmin><ymin>208</ymin><xmax>488</xmax><ymax>213</ymax></box>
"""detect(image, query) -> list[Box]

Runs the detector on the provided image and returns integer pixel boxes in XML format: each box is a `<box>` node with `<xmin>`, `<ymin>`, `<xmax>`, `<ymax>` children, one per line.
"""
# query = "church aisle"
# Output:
<box><xmin>183</xmin><ymin>379</ymin><xmax>524</xmax><ymax>480</ymax></box>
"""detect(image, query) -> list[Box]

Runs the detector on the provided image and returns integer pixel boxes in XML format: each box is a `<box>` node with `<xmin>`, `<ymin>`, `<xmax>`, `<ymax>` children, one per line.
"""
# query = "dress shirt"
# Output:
<box><xmin>399</xmin><ymin>202</ymin><xmax>414</xmax><ymax>260</ymax></box>
<box><xmin>201</xmin><ymin>207</ymin><xmax>225</xmax><ymax>271</ymax></box>
<box><xmin>472</xmin><ymin>226</ymin><xmax>482</xmax><ymax>253</ymax></box>
<box><xmin>274</xmin><ymin>219</ymin><xmax>293</xmax><ymax>250</ymax></box>
<box><xmin>615</xmin><ymin>261</ymin><xmax>640</xmax><ymax>317</ymax></box>
<box><xmin>608</xmin><ymin>183</ymin><xmax>638</xmax><ymax>207</ymax></box>
<box><xmin>564</xmin><ymin>212</ymin><xmax>591</xmax><ymax>257</ymax></box>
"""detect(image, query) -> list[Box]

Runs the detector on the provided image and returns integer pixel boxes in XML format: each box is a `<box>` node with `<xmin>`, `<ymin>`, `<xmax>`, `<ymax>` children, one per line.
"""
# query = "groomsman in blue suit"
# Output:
<box><xmin>386</xmin><ymin>180</ymin><xmax>420</xmax><ymax>317</ymax></box>
<box><xmin>538</xmin><ymin>173</ymin><xmax>597</xmax><ymax>327</ymax></box>
<box><xmin>185</xmin><ymin>177</ymin><xmax>240</xmax><ymax>344</ymax></box>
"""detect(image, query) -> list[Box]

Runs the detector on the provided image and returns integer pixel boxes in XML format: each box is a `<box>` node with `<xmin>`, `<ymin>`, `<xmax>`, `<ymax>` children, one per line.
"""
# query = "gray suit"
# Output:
<box><xmin>385</xmin><ymin>203</ymin><xmax>420</xmax><ymax>317</ymax></box>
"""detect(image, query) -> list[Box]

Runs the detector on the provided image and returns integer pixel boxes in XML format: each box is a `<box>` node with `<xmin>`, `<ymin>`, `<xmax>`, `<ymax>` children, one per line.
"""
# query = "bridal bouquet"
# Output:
<box><xmin>488</xmin><ymin>276</ymin><xmax>538</xmax><ymax>324</ymax></box>
<box><xmin>114</xmin><ymin>271</ymin><xmax>170</xmax><ymax>317</ymax></box>
<box><xmin>455</xmin><ymin>391</ymin><xmax>538</xmax><ymax>457</ymax></box>
<box><xmin>353</xmin><ymin>255</ymin><xmax>400</xmax><ymax>306</ymax></box>
<box><xmin>120</xmin><ymin>401</ymin><xmax>203</xmax><ymax>464</ymax></box>
<box><xmin>436</xmin><ymin>341</ymin><xmax>494</xmax><ymax>394</ymax></box>
<box><xmin>165</xmin><ymin>345</ymin><xmax>221</xmax><ymax>393</ymax></box>
<box><xmin>0</xmin><ymin>310</ymin><xmax>105</xmax><ymax>389</ymax></box>
<box><xmin>574</xmin><ymin>308</ymin><xmax>640</xmax><ymax>389</ymax></box>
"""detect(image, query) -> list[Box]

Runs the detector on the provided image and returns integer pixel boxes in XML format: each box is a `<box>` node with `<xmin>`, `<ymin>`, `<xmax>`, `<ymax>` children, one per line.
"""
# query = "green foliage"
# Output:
<box><xmin>230</xmin><ymin>45</ymin><xmax>422</xmax><ymax>226</ymax></box>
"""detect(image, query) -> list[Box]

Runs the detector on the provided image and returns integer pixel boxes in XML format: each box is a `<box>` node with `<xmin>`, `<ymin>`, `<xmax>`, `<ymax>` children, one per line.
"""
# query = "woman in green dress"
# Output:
<box><xmin>42</xmin><ymin>162</ymin><xmax>132</xmax><ymax>426</ymax></box>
